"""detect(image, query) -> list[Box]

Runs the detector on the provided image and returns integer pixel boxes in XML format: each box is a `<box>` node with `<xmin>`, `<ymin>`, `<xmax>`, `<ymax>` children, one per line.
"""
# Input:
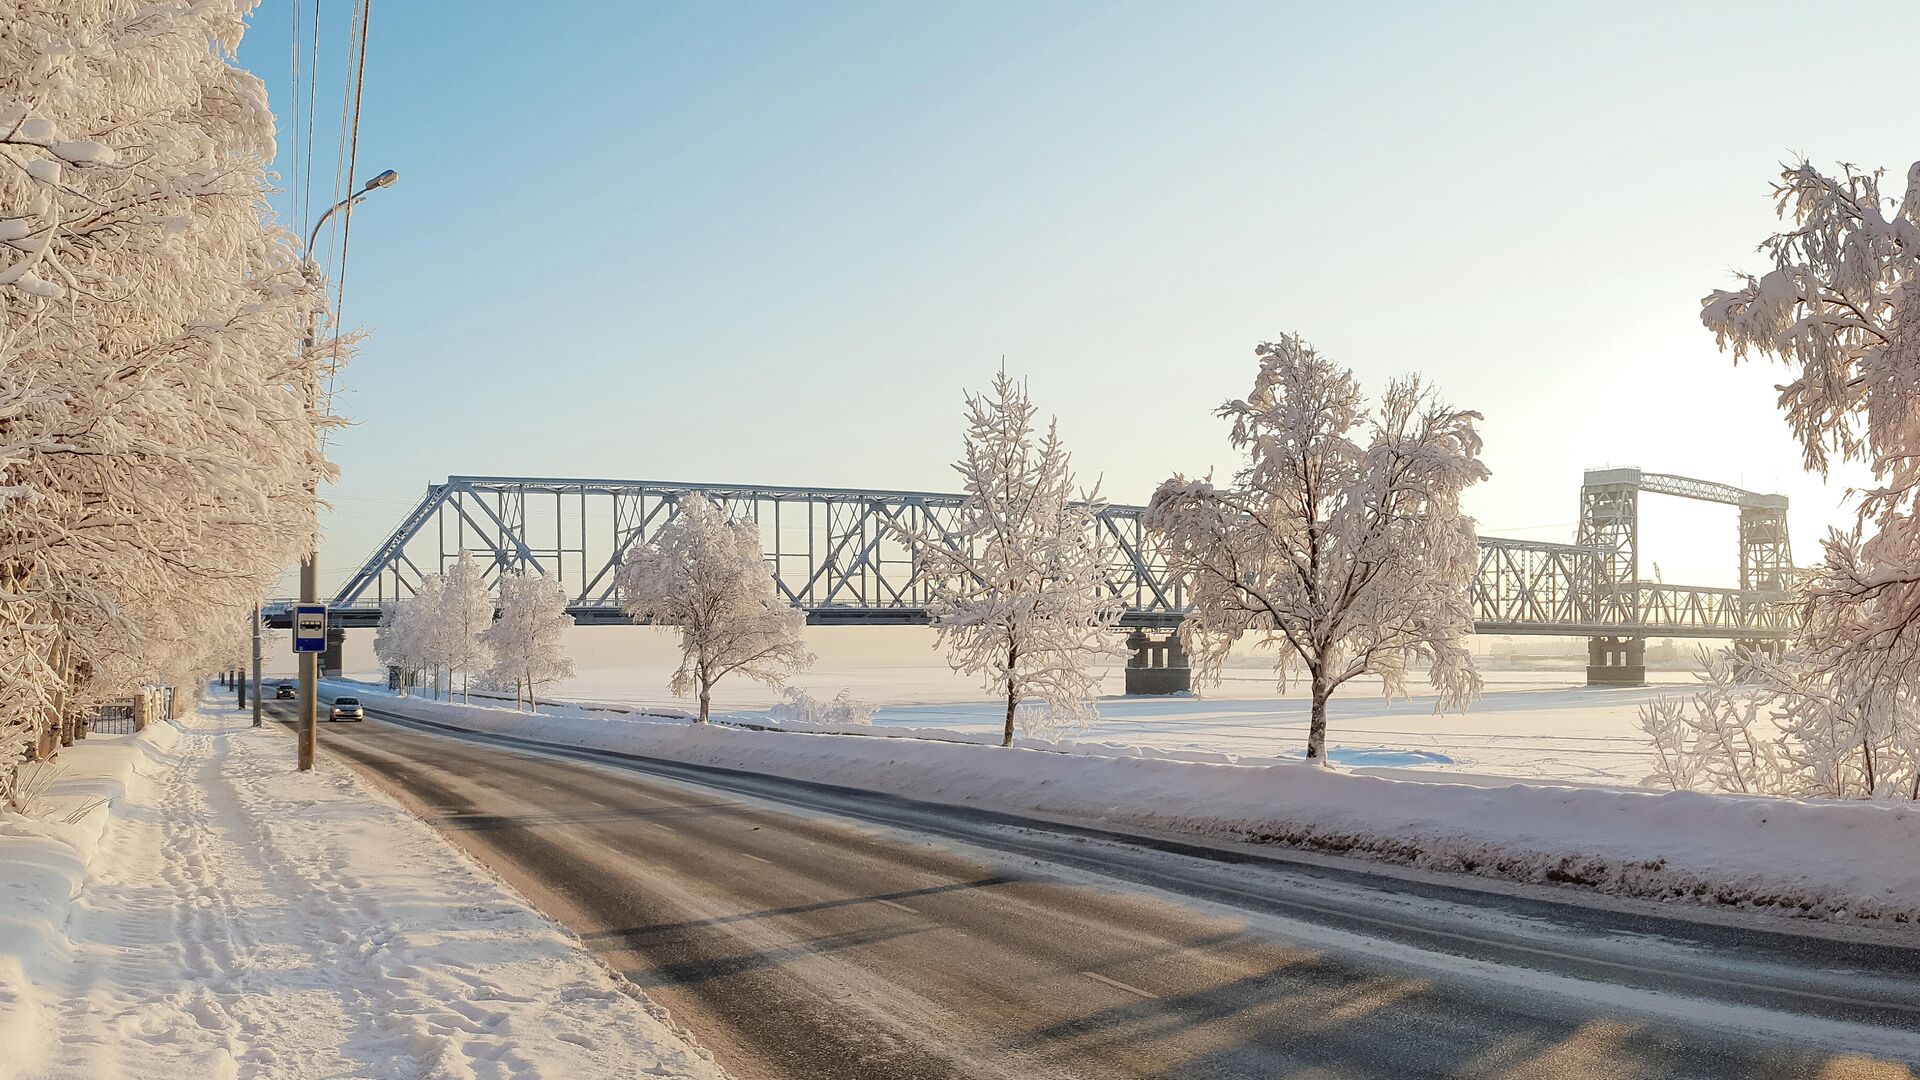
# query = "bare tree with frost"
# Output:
<box><xmin>0</xmin><ymin>1</ymin><xmax>335</xmax><ymax>783</ymax></box>
<box><xmin>913</xmin><ymin>370</ymin><xmax>1123</xmax><ymax>746</ymax></box>
<box><xmin>482</xmin><ymin>573</ymin><xmax>576</xmax><ymax>711</ymax></box>
<box><xmin>616</xmin><ymin>497</ymin><xmax>811</xmax><ymax>723</ymax></box>
<box><xmin>1147</xmin><ymin>336</ymin><xmax>1487</xmax><ymax>763</ymax></box>
<box><xmin>1650</xmin><ymin>159</ymin><xmax>1920</xmax><ymax>800</ymax></box>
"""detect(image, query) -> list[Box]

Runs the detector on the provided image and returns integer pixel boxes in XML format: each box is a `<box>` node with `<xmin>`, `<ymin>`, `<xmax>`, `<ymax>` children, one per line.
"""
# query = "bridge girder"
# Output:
<box><xmin>296</xmin><ymin>473</ymin><xmax>1795</xmax><ymax>641</ymax></box>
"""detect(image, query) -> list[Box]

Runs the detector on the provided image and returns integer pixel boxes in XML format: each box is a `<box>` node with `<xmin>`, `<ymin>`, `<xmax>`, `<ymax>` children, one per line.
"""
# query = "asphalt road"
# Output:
<box><xmin>266</xmin><ymin>696</ymin><xmax>1920</xmax><ymax>1079</ymax></box>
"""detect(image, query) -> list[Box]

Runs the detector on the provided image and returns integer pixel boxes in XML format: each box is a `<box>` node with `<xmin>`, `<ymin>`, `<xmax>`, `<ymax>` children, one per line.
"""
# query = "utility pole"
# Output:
<box><xmin>299</xmin><ymin>558</ymin><xmax>319</xmax><ymax>768</ymax></box>
<box><xmin>251</xmin><ymin>603</ymin><xmax>263</xmax><ymax>728</ymax></box>
<box><xmin>296</xmin><ymin>168</ymin><xmax>399</xmax><ymax>771</ymax></box>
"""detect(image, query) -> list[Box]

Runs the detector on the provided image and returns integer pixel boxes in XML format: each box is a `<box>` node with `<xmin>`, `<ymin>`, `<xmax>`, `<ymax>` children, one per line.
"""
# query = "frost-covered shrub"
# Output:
<box><xmin>1639</xmin><ymin>649</ymin><xmax>1783</xmax><ymax>796</ymax></box>
<box><xmin>1013</xmin><ymin>703</ymin><xmax>1091</xmax><ymax>741</ymax></box>
<box><xmin>1640</xmin><ymin>647</ymin><xmax>1920</xmax><ymax>801</ymax></box>
<box><xmin>769</xmin><ymin>688</ymin><xmax>875</xmax><ymax>727</ymax></box>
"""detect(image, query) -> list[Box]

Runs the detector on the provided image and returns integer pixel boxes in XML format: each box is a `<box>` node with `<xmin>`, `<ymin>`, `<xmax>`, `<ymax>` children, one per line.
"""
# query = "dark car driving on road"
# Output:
<box><xmin>274</xmin><ymin>683</ymin><xmax>295</xmax><ymax>699</ymax></box>
<box><xmin>329</xmin><ymin>697</ymin><xmax>365</xmax><ymax>722</ymax></box>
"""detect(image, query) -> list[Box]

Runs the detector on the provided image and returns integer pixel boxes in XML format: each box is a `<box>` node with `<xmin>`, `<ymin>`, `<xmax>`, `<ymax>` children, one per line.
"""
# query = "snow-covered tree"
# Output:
<box><xmin>0</xmin><ymin>1</ymin><xmax>335</xmax><ymax>782</ymax></box>
<box><xmin>912</xmin><ymin>370</ymin><xmax>1123</xmax><ymax>746</ymax></box>
<box><xmin>403</xmin><ymin>574</ymin><xmax>450</xmax><ymax>698</ymax></box>
<box><xmin>616</xmin><ymin>497</ymin><xmax>811</xmax><ymax>722</ymax></box>
<box><xmin>438</xmin><ymin>555</ymin><xmax>494</xmax><ymax>702</ymax></box>
<box><xmin>481</xmin><ymin>572</ymin><xmax>575</xmax><ymax>711</ymax></box>
<box><xmin>1669</xmin><ymin>159</ymin><xmax>1920</xmax><ymax>801</ymax></box>
<box><xmin>1147</xmin><ymin>335</ymin><xmax>1487</xmax><ymax>763</ymax></box>
<box><xmin>373</xmin><ymin>602</ymin><xmax>430</xmax><ymax>695</ymax></box>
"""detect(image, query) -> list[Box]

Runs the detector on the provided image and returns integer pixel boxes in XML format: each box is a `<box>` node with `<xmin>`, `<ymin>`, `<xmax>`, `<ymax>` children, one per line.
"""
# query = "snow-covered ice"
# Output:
<box><xmin>388</xmin><ymin>662</ymin><xmax>1694</xmax><ymax>786</ymax></box>
<box><xmin>0</xmin><ymin>705</ymin><xmax>726</xmax><ymax>1080</ymax></box>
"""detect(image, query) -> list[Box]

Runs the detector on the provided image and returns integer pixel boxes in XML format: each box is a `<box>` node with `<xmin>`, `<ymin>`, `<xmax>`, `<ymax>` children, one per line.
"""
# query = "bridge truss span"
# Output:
<box><xmin>330</xmin><ymin>476</ymin><xmax>1188</xmax><ymax>630</ymax></box>
<box><xmin>1469</xmin><ymin>538</ymin><xmax>1595</xmax><ymax>632</ymax></box>
<box><xmin>313</xmin><ymin>473</ymin><xmax>1796</xmax><ymax>644</ymax></box>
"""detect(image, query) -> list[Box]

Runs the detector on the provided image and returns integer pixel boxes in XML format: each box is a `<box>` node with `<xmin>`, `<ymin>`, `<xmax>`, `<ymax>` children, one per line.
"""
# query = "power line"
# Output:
<box><xmin>323</xmin><ymin>0</ymin><xmax>373</xmax><ymax>423</ymax></box>
<box><xmin>288</xmin><ymin>0</ymin><xmax>300</xmax><ymax>230</ymax></box>
<box><xmin>302</xmin><ymin>0</ymin><xmax>321</xmax><ymax>238</ymax></box>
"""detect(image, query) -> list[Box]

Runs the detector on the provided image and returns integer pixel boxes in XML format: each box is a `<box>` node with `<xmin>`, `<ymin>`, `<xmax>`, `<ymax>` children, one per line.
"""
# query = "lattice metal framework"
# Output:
<box><xmin>330</xmin><ymin>476</ymin><xmax>1187</xmax><ymax>629</ymax></box>
<box><xmin>305</xmin><ymin>473</ymin><xmax>1795</xmax><ymax>639</ymax></box>
<box><xmin>1469</xmin><ymin>539</ymin><xmax>1594</xmax><ymax>631</ymax></box>
<box><xmin>1578</xmin><ymin>468</ymin><xmax>1795</xmax><ymax>619</ymax></box>
<box><xmin>1576</xmin><ymin>474</ymin><xmax>1639</xmax><ymax>623</ymax></box>
<box><xmin>1739</xmin><ymin>499</ymin><xmax>1793</xmax><ymax>595</ymax></box>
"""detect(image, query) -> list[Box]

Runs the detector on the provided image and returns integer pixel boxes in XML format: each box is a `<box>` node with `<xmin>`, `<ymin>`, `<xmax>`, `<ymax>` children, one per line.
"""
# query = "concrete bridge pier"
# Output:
<box><xmin>322</xmin><ymin>628</ymin><xmax>347</xmax><ymax>678</ymax></box>
<box><xmin>1124</xmin><ymin>629</ymin><xmax>1191</xmax><ymax>695</ymax></box>
<box><xmin>1586</xmin><ymin>636</ymin><xmax>1645</xmax><ymax>685</ymax></box>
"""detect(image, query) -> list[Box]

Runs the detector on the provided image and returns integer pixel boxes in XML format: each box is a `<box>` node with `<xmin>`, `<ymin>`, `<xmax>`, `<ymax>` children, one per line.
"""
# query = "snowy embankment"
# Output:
<box><xmin>0</xmin><ymin>706</ymin><xmax>726</xmax><ymax>1080</ymax></box>
<box><xmin>342</xmin><ymin>683</ymin><xmax>1920</xmax><ymax>923</ymax></box>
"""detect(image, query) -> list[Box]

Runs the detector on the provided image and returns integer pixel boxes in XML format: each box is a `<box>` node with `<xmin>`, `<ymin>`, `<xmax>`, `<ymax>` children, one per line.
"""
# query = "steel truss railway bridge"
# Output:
<box><xmin>273</xmin><ymin>468</ymin><xmax>1796</xmax><ymax>687</ymax></box>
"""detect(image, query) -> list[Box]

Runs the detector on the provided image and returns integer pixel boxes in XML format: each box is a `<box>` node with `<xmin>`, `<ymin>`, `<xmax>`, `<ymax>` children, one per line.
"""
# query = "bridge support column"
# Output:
<box><xmin>1125</xmin><ymin>629</ymin><xmax>1191</xmax><ymax>695</ymax></box>
<box><xmin>1586</xmin><ymin>636</ymin><xmax>1645</xmax><ymax>686</ymax></box>
<box><xmin>321</xmin><ymin>628</ymin><xmax>347</xmax><ymax>678</ymax></box>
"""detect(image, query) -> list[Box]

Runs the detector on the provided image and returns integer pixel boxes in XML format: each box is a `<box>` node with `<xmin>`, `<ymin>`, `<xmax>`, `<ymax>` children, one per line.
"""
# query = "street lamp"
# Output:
<box><xmin>307</xmin><ymin>170</ymin><xmax>399</xmax><ymax>257</ymax></box>
<box><xmin>295</xmin><ymin>169</ymin><xmax>399</xmax><ymax>772</ymax></box>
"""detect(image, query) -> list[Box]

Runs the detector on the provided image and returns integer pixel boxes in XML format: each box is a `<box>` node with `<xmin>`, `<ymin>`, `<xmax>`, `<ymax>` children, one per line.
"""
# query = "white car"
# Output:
<box><xmin>329</xmin><ymin>697</ymin><xmax>365</xmax><ymax>722</ymax></box>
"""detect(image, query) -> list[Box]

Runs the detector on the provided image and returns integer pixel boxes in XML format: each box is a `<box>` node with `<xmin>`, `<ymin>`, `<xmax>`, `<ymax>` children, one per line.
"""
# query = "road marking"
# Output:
<box><xmin>876</xmin><ymin>899</ymin><xmax>918</xmax><ymax>915</ymax></box>
<box><xmin>1082</xmin><ymin>971</ymin><xmax>1157</xmax><ymax>1000</ymax></box>
<box><xmin>739</xmin><ymin>852</ymin><xmax>772</xmax><ymax>864</ymax></box>
<box><xmin>646</xmin><ymin>822</ymin><xmax>673</xmax><ymax>832</ymax></box>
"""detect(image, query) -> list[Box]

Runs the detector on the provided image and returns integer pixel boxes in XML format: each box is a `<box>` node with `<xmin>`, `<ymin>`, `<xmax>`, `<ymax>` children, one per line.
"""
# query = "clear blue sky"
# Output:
<box><xmin>239</xmin><ymin>1</ymin><xmax>1913</xmax><ymax>594</ymax></box>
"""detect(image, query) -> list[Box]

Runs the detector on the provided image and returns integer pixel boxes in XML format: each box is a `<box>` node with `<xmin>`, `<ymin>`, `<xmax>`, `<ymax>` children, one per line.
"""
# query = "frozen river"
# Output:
<box><xmin>346</xmin><ymin>652</ymin><xmax>1696</xmax><ymax>787</ymax></box>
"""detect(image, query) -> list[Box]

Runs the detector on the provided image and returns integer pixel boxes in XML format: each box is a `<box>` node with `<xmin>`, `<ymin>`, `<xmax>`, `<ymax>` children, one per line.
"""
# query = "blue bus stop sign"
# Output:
<box><xmin>293</xmin><ymin>604</ymin><xmax>328</xmax><ymax>653</ymax></box>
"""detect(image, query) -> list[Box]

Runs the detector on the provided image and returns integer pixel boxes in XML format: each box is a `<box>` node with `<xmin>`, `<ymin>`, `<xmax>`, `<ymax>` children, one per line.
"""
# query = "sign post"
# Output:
<box><xmin>294</xmin><ymin>603</ymin><xmax>326</xmax><ymax>770</ymax></box>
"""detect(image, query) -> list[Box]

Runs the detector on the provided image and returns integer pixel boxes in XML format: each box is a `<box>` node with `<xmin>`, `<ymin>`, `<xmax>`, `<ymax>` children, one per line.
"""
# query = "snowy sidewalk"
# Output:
<box><xmin>3</xmin><ymin>708</ymin><xmax>726</xmax><ymax>1080</ymax></box>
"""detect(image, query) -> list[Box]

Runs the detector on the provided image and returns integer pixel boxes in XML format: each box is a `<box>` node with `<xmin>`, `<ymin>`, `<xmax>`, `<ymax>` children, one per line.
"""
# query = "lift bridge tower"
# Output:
<box><xmin>1577</xmin><ymin>468</ymin><xmax>1791</xmax><ymax>683</ymax></box>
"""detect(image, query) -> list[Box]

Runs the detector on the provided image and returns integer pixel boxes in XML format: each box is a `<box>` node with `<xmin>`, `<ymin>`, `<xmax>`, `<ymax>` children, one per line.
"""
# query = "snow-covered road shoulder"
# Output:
<box><xmin>348</xmin><ymin>686</ymin><xmax>1920</xmax><ymax>924</ymax></box>
<box><xmin>0</xmin><ymin>706</ymin><xmax>726</xmax><ymax>1080</ymax></box>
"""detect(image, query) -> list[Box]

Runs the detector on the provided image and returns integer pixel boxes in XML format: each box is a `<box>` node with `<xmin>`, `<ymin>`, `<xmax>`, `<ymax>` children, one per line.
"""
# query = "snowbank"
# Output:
<box><xmin>0</xmin><ymin>720</ymin><xmax>182</xmax><ymax>1065</ymax></box>
<box><xmin>343</xmin><ymin>684</ymin><xmax>1920</xmax><ymax>923</ymax></box>
<box><xmin>0</xmin><ymin>707</ymin><xmax>726</xmax><ymax>1079</ymax></box>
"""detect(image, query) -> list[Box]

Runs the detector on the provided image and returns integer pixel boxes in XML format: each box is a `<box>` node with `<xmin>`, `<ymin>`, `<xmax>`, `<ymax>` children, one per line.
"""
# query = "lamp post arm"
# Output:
<box><xmin>306</xmin><ymin>194</ymin><xmax>361</xmax><ymax>263</ymax></box>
